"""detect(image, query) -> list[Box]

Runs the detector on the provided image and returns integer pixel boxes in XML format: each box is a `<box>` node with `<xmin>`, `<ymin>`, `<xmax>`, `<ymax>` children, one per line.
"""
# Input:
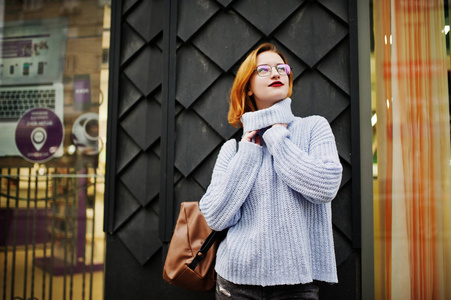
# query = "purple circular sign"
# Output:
<box><xmin>15</xmin><ymin>108</ymin><xmax>64</xmax><ymax>163</ymax></box>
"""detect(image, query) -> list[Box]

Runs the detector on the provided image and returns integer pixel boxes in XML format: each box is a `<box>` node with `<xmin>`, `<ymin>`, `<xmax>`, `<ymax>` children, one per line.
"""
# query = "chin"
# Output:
<box><xmin>255</xmin><ymin>93</ymin><xmax>289</xmax><ymax>109</ymax></box>
<box><xmin>273</xmin><ymin>95</ymin><xmax>288</xmax><ymax>103</ymax></box>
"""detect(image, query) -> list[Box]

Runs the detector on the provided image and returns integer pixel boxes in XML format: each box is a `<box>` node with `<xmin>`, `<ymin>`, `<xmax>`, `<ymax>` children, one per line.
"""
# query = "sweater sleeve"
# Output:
<box><xmin>199</xmin><ymin>139</ymin><xmax>262</xmax><ymax>231</ymax></box>
<box><xmin>263</xmin><ymin>117</ymin><xmax>342</xmax><ymax>204</ymax></box>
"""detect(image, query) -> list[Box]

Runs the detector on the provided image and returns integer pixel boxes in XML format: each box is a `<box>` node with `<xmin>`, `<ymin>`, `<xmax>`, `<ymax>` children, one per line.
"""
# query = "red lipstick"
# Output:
<box><xmin>269</xmin><ymin>81</ymin><xmax>284</xmax><ymax>87</ymax></box>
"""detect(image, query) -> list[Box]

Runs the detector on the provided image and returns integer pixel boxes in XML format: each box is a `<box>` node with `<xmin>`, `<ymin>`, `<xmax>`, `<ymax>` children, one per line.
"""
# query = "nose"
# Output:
<box><xmin>270</xmin><ymin>67</ymin><xmax>280</xmax><ymax>78</ymax></box>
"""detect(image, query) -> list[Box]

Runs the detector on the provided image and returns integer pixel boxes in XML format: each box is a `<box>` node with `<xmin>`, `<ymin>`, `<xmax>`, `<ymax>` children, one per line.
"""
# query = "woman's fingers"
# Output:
<box><xmin>241</xmin><ymin>130</ymin><xmax>259</xmax><ymax>143</ymax></box>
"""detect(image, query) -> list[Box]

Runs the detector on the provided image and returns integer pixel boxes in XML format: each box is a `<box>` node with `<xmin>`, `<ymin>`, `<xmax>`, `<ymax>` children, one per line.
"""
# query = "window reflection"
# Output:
<box><xmin>0</xmin><ymin>2</ymin><xmax>110</xmax><ymax>299</ymax></box>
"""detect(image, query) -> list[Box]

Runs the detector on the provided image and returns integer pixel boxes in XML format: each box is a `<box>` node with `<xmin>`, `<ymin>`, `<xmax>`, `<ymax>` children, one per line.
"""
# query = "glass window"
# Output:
<box><xmin>371</xmin><ymin>0</ymin><xmax>451</xmax><ymax>298</ymax></box>
<box><xmin>0</xmin><ymin>1</ymin><xmax>110</xmax><ymax>299</ymax></box>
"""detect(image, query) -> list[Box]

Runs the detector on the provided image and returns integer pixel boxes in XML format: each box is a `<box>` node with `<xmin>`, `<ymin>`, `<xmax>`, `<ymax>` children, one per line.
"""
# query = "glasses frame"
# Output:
<box><xmin>254</xmin><ymin>63</ymin><xmax>292</xmax><ymax>77</ymax></box>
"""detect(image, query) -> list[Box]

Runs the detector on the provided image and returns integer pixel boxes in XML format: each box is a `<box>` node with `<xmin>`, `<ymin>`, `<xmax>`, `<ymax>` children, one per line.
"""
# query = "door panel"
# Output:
<box><xmin>105</xmin><ymin>0</ymin><xmax>360</xmax><ymax>299</ymax></box>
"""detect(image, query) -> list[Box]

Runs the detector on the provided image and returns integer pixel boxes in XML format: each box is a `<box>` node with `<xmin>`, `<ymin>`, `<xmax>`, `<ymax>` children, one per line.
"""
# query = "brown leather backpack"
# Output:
<box><xmin>162</xmin><ymin>202</ymin><xmax>223</xmax><ymax>291</ymax></box>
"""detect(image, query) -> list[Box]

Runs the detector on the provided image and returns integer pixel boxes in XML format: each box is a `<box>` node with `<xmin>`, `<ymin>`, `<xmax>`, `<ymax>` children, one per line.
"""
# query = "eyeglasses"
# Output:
<box><xmin>254</xmin><ymin>64</ymin><xmax>291</xmax><ymax>77</ymax></box>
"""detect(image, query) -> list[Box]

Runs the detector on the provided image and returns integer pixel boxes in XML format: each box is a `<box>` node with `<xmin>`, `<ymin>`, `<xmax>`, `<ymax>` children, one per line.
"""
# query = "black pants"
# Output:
<box><xmin>215</xmin><ymin>275</ymin><xmax>319</xmax><ymax>300</ymax></box>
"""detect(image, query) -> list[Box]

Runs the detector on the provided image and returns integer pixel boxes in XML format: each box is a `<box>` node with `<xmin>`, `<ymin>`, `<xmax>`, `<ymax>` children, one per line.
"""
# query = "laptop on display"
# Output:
<box><xmin>0</xmin><ymin>18</ymin><xmax>68</xmax><ymax>157</ymax></box>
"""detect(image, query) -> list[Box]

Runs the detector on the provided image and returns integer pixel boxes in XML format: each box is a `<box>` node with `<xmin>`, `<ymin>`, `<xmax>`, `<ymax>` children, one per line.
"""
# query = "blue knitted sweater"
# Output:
<box><xmin>199</xmin><ymin>98</ymin><xmax>342</xmax><ymax>286</ymax></box>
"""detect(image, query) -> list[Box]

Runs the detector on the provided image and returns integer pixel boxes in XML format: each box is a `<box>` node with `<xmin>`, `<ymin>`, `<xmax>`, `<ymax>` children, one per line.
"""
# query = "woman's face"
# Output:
<box><xmin>248</xmin><ymin>51</ymin><xmax>290</xmax><ymax>110</ymax></box>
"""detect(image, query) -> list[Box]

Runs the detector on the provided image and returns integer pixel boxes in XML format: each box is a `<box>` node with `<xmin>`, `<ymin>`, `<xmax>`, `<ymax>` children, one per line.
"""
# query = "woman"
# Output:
<box><xmin>199</xmin><ymin>43</ymin><xmax>343</xmax><ymax>299</ymax></box>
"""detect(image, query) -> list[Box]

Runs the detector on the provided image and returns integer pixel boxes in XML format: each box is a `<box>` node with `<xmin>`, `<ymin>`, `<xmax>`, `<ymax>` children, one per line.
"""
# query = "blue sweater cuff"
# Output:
<box><xmin>262</xmin><ymin>125</ymin><xmax>289</xmax><ymax>150</ymax></box>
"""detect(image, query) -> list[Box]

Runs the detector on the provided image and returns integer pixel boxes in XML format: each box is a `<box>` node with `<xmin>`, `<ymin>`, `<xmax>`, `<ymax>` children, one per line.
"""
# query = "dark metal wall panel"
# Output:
<box><xmin>105</xmin><ymin>0</ymin><xmax>362</xmax><ymax>299</ymax></box>
<box><xmin>105</xmin><ymin>0</ymin><xmax>165</xmax><ymax>276</ymax></box>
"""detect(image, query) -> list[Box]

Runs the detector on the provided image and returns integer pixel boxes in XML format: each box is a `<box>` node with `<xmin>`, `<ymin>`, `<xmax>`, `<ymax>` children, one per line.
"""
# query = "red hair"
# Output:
<box><xmin>228</xmin><ymin>43</ymin><xmax>293</xmax><ymax>128</ymax></box>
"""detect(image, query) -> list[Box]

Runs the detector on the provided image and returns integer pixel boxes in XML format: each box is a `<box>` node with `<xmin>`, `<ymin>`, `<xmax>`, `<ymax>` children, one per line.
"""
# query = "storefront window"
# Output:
<box><xmin>0</xmin><ymin>1</ymin><xmax>110</xmax><ymax>299</ymax></box>
<box><xmin>372</xmin><ymin>0</ymin><xmax>451</xmax><ymax>298</ymax></box>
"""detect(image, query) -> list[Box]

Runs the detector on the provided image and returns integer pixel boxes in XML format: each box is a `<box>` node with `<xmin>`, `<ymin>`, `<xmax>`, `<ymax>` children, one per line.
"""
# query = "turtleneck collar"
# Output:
<box><xmin>241</xmin><ymin>98</ymin><xmax>295</xmax><ymax>132</ymax></box>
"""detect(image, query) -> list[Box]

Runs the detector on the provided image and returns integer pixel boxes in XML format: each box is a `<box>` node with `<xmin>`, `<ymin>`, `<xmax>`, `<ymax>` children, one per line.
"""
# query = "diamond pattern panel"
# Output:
<box><xmin>114</xmin><ymin>181</ymin><xmax>141</xmax><ymax>231</ymax></box>
<box><xmin>233</xmin><ymin>0</ymin><xmax>304</xmax><ymax>36</ymax></box>
<box><xmin>173</xmin><ymin>177</ymin><xmax>207</xmax><ymax>217</ymax></box>
<box><xmin>192</xmin><ymin>147</ymin><xmax>221</xmax><ymax>190</ymax></box>
<box><xmin>149</xmin><ymin>137</ymin><xmax>161</xmax><ymax>158</ymax></box>
<box><xmin>174</xmin><ymin>110</ymin><xmax>223</xmax><ymax>177</ymax></box>
<box><xmin>175</xmin><ymin>45</ymin><xmax>222</xmax><ymax>108</ymax></box>
<box><xmin>149</xmin><ymin>196</ymin><xmax>159</xmax><ymax>215</ymax></box>
<box><xmin>331</xmin><ymin>108</ymin><xmax>352</xmax><ymax>165</ymax></box>
<box><xmin>120</xmin><ymin>98</ymin><xmax>161</xmax><ymax>150</ymax></box>
<box><xmin>152</xmin><ymin>87</ymin><xmax>162</xmax><ymax>104</ymax></box>
<box><xmin>332</xmin><ymin>181</ymin><xmax>352</xmax><ymax>240</ymax></box>
<box><xmin>117</xmin><ymin>207</ymin><xmax>162</xmax><ymax>265</ymax></box>
<box><xmin>340</xmin><ymin>159</ymin><xmax>351</xmax><ymax>188</ymax></box>
<box><xmin>332</xmin><ymin>227</ymin><xmax>353</xmax><ymax>267</ymax></box>
<box><xmin>125</xmin><ymin>0</ymin><xmax>163</xmax><ymax>42</ymax></box>
<box><xmin>216</xmin><ymin>0</ymin><xmax>234</xmax><ymax>7</ymax></box>
<box><xmin>293</xmin><ymin>70</ymin><xmax>349</xmax><ymax>122</ymax></box>
<box><xmin>116</xmin><ymin>128</ymin><xmax>141</xmax><ymax>174</ymax></box>
<box><xmin>275</xmin><ymin>3</ymin><xmax>348</xmax><ymax>67</ymax></box>
<box><xmin>317</xmin><ymin>38</ymin><xmax>350</xmax><ymax>94</ymax></box>
<box><xmin>123</xmin><ymin>45</ymin><xmax>162</xmax><ymax>96</ymax></box>
<box><xmin>177</xmin><ymin>0</ymin><xmax>220</xmax><ymax>42</ymax></box>
<box><xmin>119</xmin><ymin>74</ymin><xmax>143</xmax><ymax>118</ymax></box>
<box><xmin>318</xmin><ymin>0</ymin><xmax>349</xmax><ymax>23</ymax></box>
<box><xmin>154</xmin><ymin>34</ymin><xmax>165</xmax><ymax>52</ymax></box>
<box><xmin>123</xmin><ymin>0</ymin><xmax>139</xmax><ymax>14</ymax></box>
<box><xmin>191</xmin><ymin>10</ymin><xmax>262</xmax><ymax>71</ymax></box>
<box><xmin>193</xmin><ymin>74</ymin><xmax>238</xmax><ymax>139</ymax></box>
<box><xmin>172</xmin><ymin>168</ymin><xmax>184</xmax><ymax>189</ymax></box>
<box><xmin>120</xmin><ymin>151</ymin><xmax>160</xmax><ymax>206</ymax></box>
<box><xmin>121</xmin><ymin>22</ymin><xmax>145</xmax><ymax>65</ymax></box>
<box><xmin>109</xmin><ymin>0</ymin><xmax>358</xmax><ymax>296</ymax></box>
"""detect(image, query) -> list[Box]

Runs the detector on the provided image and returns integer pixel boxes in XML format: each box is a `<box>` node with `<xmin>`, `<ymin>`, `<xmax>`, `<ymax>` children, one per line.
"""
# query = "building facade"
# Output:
<box><xmin>1</xmin><ymin>1</ymin><xmax>450</xmax><ymax>299</ymax></box>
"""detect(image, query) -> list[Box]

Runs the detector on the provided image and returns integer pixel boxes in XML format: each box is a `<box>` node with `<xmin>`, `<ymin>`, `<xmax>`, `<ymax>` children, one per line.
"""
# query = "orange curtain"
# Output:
<box><xmin>374</xmin><ymin>0</ymin><xmax>451</xmax><ymax>299</ymax></box>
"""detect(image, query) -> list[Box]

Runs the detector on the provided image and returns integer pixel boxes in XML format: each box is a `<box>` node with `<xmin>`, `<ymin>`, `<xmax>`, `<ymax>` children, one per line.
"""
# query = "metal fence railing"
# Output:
<box><xmin>0</xmin><ymin>167</ymin><xmax>104</xmax><ymax>300</ymax></box>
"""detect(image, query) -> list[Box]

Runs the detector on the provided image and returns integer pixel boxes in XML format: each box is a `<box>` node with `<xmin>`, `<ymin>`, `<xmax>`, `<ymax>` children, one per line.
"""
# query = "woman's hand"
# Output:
<box><xmin>241</xmin><ymin>130</ymin><xmax>261</xmax><ymax>146</ymax></box>
<box><xmin>272</xmin><ymin>123</ymin><xmax>287</xmax><ymax>128</ymax></box>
